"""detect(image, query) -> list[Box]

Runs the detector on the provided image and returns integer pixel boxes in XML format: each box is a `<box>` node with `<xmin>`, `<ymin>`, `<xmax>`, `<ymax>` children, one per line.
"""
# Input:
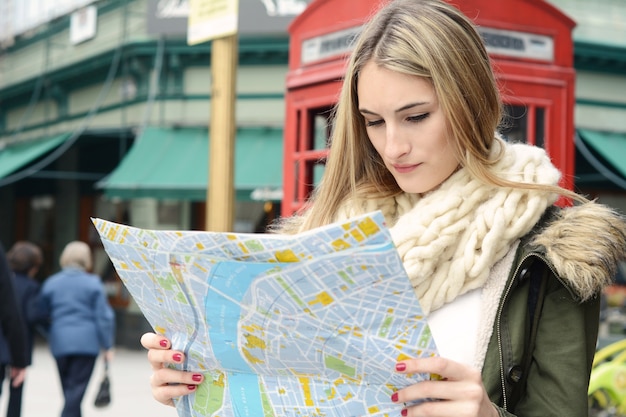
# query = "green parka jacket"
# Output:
<box><xmin>481</xmin><ymin>202</ymin><xmax>626</xmax><ymax>417</ymax></box>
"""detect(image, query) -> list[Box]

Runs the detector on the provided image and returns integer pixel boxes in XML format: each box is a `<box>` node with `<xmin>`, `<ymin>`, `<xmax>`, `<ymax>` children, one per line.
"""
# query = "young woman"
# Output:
<box><xmin>141</xmin><ymin>0</ymin><xmax>626</xmax><ymax>415</ymax></box>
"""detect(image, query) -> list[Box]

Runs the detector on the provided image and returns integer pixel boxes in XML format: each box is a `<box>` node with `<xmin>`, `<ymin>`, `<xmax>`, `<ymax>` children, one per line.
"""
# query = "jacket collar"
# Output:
<box><xmin>526</xmin><ymin>202</ymin><xmax>626</xmax><ymax>301</ymax></box>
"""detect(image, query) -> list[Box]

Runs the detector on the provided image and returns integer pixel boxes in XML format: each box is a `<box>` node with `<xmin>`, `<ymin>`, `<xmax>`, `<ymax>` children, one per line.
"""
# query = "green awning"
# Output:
<box><xmin>0</xmin><ymin>133</ymin><xmax>70</xmax><ymax>179</ymax></box>
<box><xmin>97</xmin><ymin>126</ymin><xmax>283</xmax><ymax>201</ymax></box>
<box><xmin>576</xmin><ymin>129</ymin><xmax>626</xmax><ymax>189</ymax></box>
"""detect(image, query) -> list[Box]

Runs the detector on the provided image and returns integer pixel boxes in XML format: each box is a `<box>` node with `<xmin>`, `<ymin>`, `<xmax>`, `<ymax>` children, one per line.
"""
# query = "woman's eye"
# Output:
<box><xmin>408</xmin><ymin>113</ymin><xmax>430</xmax><ymax>123</ymax></box>
<box><xmin>365</xmin><ymin>119</ymin><xmax>383</xmax><ymax>127</ymax></box>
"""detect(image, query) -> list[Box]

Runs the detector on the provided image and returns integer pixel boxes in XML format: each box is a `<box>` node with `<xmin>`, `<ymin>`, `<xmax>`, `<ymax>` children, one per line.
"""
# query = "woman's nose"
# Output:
<box><xmin>384</xmin><ymin>127</ymin><xmax>410</xmax><ymax>159</ymax></box>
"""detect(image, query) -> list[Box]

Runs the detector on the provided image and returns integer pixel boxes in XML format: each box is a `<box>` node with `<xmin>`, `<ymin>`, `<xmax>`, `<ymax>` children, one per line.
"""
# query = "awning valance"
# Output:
<box><xmin>576</xmin><ymin>129</ymin><xmax>626</xmax><ymax>190</ymax></box>
<box><xmin>97</xmin><ymin>126</ymin><xmax>283</xmax><ymax>201</ymax></box>
<box><xmin>0</xmin><ymin>133</ymin><xmax>70</xmax><ymax>180</ymax></box>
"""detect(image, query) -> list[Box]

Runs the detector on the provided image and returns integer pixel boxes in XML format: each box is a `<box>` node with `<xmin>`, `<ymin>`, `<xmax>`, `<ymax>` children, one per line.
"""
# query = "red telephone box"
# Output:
<box><xmin>282</xmin><ymin>0</ymin><xmax>576</xmax><ymax>216</ymax></box>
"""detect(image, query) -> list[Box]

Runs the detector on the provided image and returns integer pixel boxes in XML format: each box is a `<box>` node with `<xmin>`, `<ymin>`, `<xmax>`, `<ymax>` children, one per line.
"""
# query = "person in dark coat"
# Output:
<box><xmin>0</xmin><ymin>241</ymin><xmax>45</xmax><ymax>417</ymax></box>
<box><xmin>39</xmin><ymin>241</ymin><xmax>115</xmax><ymax>417</ymax></box>
<box><xmin>0</xmin><ymin>242</ymin><xmax>28</xmax><ymax>409</ymax></box>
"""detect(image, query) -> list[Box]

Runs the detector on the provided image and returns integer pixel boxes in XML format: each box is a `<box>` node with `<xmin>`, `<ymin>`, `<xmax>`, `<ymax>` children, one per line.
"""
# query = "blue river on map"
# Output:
<box><xmin>204</xmin><ymin>260</ymin><xmax>277</xmax><ymax>416</ymax></box>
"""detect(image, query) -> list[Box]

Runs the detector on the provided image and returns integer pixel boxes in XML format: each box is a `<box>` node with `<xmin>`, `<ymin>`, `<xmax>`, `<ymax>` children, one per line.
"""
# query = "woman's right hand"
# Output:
<box><xmin>140</xmin><ymin>332</ymin><xmax>204</xmax><ymax>407</ymax></box>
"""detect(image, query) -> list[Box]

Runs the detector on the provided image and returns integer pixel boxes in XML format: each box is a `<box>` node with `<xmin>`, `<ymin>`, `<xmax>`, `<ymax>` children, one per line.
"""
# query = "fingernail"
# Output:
<box><xmin>187</xmin><ymin>385</ymin><xmax>196</xmax><ymax>391</ymax></box>
<box><xmin>401</xmin><ymin>409</ymin><xmax>408</xmax><ymax>417</ymax></box>
<box><xmin>172</xmin><ymin>353</ymin><xmax>182</xmax><ymax>362</ymax></box>
<box><xmin>192</xmin><ymin>374</ymin><xmax>202</xmax><ymax>382</ymax></box>
<box><xmin>391</xmin><ymin>392</ymin><xmax>399</xmax><ymax>402</ymax></box>
<box><xmin>160</xmin><ymin>339</ymin><xmax>168</xmax><ymax>348</ymax></box>
<box><xmin>395</xmin><ymin>362</ymin><xmax>406</xmax><ymax>372</ymax></box>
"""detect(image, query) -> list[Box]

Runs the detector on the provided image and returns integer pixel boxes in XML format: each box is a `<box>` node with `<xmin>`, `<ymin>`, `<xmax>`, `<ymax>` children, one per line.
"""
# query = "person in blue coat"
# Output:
<box><xmin>0</xmin><ymin>241</ymin><xmax>46</xmax><ymax>417</ymax></box>
<box><xmin>39</xmin><ymin>241</ymin><xmax>115</xmax><ymax>417</ymax></box>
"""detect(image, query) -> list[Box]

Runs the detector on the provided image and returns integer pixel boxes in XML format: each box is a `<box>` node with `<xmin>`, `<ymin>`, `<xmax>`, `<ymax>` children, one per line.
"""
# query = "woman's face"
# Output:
<box><xmin>357</xmin><ymin>61</ymin><xmax>459</xmax><ymax>194</ymax></box>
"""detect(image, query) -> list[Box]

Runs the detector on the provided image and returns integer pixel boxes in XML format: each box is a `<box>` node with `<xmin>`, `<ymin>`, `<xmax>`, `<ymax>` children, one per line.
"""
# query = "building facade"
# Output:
<box><xmin>548</xmin><ymin>0</ymin><xmax>626</xmax><ymax>210</ymax></box>
<box><xmin>0</xmin><ymin>0</ymin><xmax>308</xmax><ymax>345</ymax></box>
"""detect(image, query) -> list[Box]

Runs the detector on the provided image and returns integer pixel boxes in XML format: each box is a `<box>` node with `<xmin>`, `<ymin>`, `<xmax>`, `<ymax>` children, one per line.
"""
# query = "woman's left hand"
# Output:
<box><xmin>391</xmin><ymin>356</ymin><xmax>498</xmax><ymax>417</ymax></box>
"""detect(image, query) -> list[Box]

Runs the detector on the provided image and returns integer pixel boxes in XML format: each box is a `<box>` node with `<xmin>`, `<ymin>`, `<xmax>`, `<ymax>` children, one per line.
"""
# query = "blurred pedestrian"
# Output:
<box><xmin>0</xmin><ymin>241</ymin><xmax>46</xmax><ymax>417</ymax></box>
<box><xmin>39</xmin><ymin>241</ymin><xmax>115</xmax><ymax>417</ymax></box>
<box><xmin>0</xmin><ymin>242</ymin><xmax>28</xmax><ymax>410</ymax></box>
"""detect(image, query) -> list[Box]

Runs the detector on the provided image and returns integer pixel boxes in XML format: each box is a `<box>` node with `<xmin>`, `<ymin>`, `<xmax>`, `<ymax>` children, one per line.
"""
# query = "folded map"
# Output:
<box><xmin>92</xmin><ymin>210</ymin><xmax>438</xmax><ymax>417</ymax></box>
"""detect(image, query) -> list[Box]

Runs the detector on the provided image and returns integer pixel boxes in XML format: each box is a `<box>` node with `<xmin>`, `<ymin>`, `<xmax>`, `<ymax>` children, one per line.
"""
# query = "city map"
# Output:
<box><xmin>92</xmin><ymin>211</ymin><xmax>438</xmax><ymax>417</ymax></box>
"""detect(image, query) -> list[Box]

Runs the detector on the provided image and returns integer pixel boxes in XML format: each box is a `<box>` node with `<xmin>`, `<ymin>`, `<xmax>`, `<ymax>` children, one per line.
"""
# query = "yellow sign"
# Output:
<box><xmin>187</xmin><ymin>0</ymin><xmax>239</xmax><ymax>45</ymax></box>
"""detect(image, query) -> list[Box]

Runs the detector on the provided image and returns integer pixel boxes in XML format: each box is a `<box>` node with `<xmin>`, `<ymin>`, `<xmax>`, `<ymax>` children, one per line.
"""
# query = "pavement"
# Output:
<box><xmin>0</xmin><ymin>341</ymin><xmax>178</xmax><ymax>417</ymax></box>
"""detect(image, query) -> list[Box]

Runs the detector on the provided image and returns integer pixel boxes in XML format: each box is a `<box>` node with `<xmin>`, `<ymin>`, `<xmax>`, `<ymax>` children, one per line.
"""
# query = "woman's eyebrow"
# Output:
<box><xmin>359</xmin><ymin>101</ymin><xmax>430</xmax><ymax>115</ymax></box>
<box><xmin>396</xmin><ymin>101</ymin><xmax>430</xmax><ymax>112</ymax></box>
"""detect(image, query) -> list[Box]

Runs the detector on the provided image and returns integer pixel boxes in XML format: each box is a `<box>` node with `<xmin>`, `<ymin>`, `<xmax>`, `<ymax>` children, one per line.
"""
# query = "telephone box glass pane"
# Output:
<box><xmin>535</xmin><ymin>107</ymin><xmax>545</xmax><ymax>148</ymax></box>
<box><xmin>501</xmin><ymin>104</ymin><xmax>546</xmax><ymax>148</ymax></box>
<box><xmin>501</xmin><ymin>104</ymin><xmax>528</xmax><ymax>143</ymax></box>
<box><xmin>312</xmin><ymin>108</ymin><xmax>333</xmax><ymax>150</ymax></box>
<box><xmin>314</xmin><ymin>164</ymin><xmax>325</xmax><ymax>186</ymax></box>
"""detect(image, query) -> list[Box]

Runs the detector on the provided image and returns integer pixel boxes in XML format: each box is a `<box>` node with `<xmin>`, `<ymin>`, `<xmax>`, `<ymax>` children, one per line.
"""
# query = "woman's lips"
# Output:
<box><xmin>392</xmin><ymin>163</ymin><xmax>420</xmax><ymax>174</ymax></box>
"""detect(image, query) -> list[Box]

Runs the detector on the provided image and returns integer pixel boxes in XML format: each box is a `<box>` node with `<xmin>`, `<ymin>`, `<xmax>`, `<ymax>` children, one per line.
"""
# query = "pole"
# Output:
<box><xmin>206</xmin><ymin>34</ymin><xmax>238</xmax><ymax>232</ymax></box>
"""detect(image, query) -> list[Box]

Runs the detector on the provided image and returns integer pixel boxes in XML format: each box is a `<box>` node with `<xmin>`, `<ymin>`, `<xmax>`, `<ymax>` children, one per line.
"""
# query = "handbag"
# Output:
<box><xmin>94</xmin><ymin>358</ymin><xmax>111</xmax><ymax>408</ymax></box>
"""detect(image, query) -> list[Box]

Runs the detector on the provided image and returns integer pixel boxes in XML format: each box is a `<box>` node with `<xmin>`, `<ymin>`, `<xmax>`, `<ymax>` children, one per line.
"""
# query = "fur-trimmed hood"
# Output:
<box><xmin>530</xmin><ymin>202</ymin><xmax>626</xmax><ymax>301</ymax></box>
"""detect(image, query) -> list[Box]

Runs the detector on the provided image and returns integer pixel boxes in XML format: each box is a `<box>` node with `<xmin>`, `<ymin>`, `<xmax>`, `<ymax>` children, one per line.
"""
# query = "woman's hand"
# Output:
<box><xmin>140</xmin><ymin>332</ymin><xmax>204</xmax><ymax>407</ymax></box>
<box><xmin>104</xmin><ymin>348</ymin><xmax>115</xmax><ymax>363</ymax></box>
<box><xmin>391</xmin><ymin>356</ymin><xmax>498</xmax><ymax>417</ymax></box>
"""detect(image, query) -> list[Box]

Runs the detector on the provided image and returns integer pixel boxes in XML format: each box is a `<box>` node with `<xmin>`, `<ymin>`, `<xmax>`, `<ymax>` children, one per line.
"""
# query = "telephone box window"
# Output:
<box><xmin>502</xmin><ymin>104</ymin><xmax>546</xmax><ymax>148</ymax></box>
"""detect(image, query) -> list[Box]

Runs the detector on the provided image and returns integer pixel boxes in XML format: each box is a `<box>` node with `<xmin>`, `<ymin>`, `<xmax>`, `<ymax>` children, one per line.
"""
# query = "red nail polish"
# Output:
<box><xmin>187</xmin><ymin>385</ymin><xmax>196</xmax><ymax>391</ymax></box>
<box><xmin>395</xmin><ymin>362</ymin><xmax>406</xmax><ymax>371</ymax></box>
<box><xmin>160</xmin><ymin>339</ymin><xmax>168</xmax><ymax>348</ymax></box>
<box><xmin>192</xmin><ymin>374</ymin><xmax>202</xmax><ymax>382</ymax></box>
<box><xmin>172</xmin><ymin>353</ymin><xmax>182</xmax><ymax>362</ymax></box>
<box><xmin>391</xmin><ymin>392</ymin><xmax>398</xmax><ymax>402</ymax></box>
<box><xmin>401</xmin><ymin>409</ymin><xmax>408</xmax><ymax>417</ymax></box>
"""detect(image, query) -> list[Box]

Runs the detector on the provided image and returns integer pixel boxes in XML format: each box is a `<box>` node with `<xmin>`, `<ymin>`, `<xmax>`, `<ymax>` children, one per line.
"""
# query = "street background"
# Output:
<box><xmin>0</xmin><ymin>340</ymin><xmax>178</xmax><ymax>417</ymax></box>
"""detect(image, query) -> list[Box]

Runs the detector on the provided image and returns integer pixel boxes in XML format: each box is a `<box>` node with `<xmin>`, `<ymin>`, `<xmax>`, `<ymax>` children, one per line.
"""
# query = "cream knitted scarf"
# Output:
<box><xmin>336</xmin><ymin>140</ymin><xmax>561</xmax><ymax>314</ymax></box>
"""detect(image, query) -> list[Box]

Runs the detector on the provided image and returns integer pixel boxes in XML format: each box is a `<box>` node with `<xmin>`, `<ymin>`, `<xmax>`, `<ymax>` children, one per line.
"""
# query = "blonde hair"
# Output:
<box><xmin>276</xmin><ymin>0</ymin><xmax>582</xmax><ymax>233</ymax></box>
<box><xmin>59</xmin><ymin>241</ymin><xmax>93</xmax><ymax>271</ymax></box>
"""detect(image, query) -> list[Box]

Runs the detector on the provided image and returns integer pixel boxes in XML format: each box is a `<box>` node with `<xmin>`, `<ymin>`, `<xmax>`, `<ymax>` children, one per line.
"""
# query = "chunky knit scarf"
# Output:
<box><xmin>337</xmin><ymin>140</ymin><xmax>561</xmax><ymax>314</ymax></box>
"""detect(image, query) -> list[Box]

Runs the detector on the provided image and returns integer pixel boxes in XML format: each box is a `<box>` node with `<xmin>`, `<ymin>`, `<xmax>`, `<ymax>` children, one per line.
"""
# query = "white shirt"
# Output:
<box><xmin>427</xmin><ymin>288</ymin><xmax>482</xmax><ymax>368</ymax></box>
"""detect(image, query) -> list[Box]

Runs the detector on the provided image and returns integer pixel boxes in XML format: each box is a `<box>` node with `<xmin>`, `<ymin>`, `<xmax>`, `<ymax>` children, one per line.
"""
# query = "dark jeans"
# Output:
<box><xmin>55</xmin><ymin>355</ymin><xmax>96</xmax><ymax>417</ymax></box>
<box><xmin>1</xmin><ymin>364</ymin><xmax>25</xmax><ymax>417</ymax></box>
